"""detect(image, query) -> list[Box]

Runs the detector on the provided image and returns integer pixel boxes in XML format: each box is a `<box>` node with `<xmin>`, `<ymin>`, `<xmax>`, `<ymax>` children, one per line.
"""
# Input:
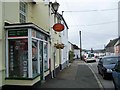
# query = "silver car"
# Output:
<box><xmin>84</xmin><ymin>53</ymin><xmax>96</xmax><ymax>63</ymax></box>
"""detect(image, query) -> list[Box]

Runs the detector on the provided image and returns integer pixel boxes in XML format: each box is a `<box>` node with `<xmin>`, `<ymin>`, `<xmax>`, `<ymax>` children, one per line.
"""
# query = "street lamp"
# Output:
<box><xmin>52</xmin><ymin>1</ymin><xmax>60</xmax><ymax>14</ymax></box>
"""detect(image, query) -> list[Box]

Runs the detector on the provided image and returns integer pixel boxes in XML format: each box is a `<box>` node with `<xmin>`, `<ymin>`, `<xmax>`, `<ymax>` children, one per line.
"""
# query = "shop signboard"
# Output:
<box><xmin>53</xmin><ymin>23</ymin><xmax>64</xmax><ymax>32</ymax></box>
<box><xmin>8</xmin><ymin>29</ymin><xmax>28</xmax><ymax>37</ymax></box>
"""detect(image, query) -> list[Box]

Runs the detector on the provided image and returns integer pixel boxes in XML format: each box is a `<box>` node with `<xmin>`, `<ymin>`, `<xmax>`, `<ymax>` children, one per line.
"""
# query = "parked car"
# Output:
<box><xmin>98</xmin><ymin>54</ymin><xmax>105</xmax><ymax>60</ymax></box>
<box><xmin>112</xmin><ymin>60</ymin><xmax>120</xmax><ymax>90</ymax></box>
<box><xmin>84</xmin><ymin>53</ymin><xmax>96</xmax><ymax>63</ymax></box>
<box><xmin>97</xmin><ymin>56</ymin><xmax>119</xmax><ymax>79</ymax></box>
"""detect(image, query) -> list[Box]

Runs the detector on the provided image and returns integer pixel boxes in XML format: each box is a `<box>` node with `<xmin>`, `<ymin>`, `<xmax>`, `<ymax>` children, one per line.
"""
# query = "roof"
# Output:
<box><xmin>93</xmin><ymin>49</ymin><xmax>105</xmax><ymax>53</ymax></box>
<box><xmin>105</xmin><ymin>38</ymin><xmax>119</xmax><ymax>48</ymax></box>
<box><xmin>72</xmin><ymin>44</ymin><xmax>79</xmax><ymax>49</ymax></box>
<box><xmin>116</xmin><ymin>42</ymin><xmax>120</xmax><ymax>46</ymax></box>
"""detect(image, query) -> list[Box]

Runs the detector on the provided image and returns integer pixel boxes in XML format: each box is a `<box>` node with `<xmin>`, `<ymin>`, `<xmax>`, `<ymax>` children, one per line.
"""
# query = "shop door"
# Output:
<box><xmin>39</xmin><ymin>41</ymin><xmax>43</xmax><ymax>80</ymax></box>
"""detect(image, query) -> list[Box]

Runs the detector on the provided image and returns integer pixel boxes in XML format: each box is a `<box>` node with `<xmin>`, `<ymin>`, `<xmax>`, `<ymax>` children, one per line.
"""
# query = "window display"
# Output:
<box><xmin>32</xmin><ymin>39</ymin><xmax>39</xmax><ymax>77</ymax></box>
<box><xmin>44</xmin><ymin>42</ymin><xmax>48</xmax><ymax>71</ymax></box>
<box><xmin>8</xmin><ymin>39</ymin><xmax>28</xmax><ymax>78</ymax></box>
<box><xmin>36</xmin><ymin>31</ymin><xmax>46</xmax><ymax>40</ymax></box>
<box><xmin>7</xmin><ymin>28</ymin><xmax>49</xmax><ymax>79</ymax></box>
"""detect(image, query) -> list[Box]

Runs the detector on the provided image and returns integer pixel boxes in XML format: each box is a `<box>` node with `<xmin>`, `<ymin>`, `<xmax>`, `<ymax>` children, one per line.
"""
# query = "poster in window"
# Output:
<box><xmin>8</xmin><ymin>39</ymin><xmax>28</xmax><ymax>78</ymax></box>
<box><xmin>32</xmin><ymin>39</ymin><xmax>38</xmax><ymax>77</ymax></box>
<box><xmin>44</xmin><ymin>42</ymin><xmax>48</xmax><ymax>71</ymax></box>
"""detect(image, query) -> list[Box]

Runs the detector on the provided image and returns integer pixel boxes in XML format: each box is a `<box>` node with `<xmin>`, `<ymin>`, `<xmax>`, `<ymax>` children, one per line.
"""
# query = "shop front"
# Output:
<box><xmin>4</xmin><ymin>23</ymin><xmax>50</xmax><ymax>86</ymax></box>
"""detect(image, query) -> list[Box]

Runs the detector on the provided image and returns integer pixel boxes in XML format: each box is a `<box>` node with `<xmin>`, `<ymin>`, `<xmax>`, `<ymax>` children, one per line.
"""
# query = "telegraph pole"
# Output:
<box><xmin>79</xmin><ymin>31</ymin><xmax>82</xmax><ymax>60</ymax></box>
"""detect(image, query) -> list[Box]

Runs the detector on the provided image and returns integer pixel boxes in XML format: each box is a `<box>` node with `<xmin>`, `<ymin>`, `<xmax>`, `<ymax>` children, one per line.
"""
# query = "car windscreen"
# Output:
<box><xmin>103</xmin><ymin>57</ymin><xmax>119</xmax><ymax>65</ymax></box>
<box><xmin>88</xmin><ymin>54</ymin><xmax>94</xmax><ymax>57</ymax></box>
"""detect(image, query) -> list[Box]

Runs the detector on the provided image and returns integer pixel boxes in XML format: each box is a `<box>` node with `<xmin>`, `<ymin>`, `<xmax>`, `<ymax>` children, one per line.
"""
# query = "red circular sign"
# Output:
<box><xmin>53</xmin><ymin>23</ymin><xmax>64</xmax><ymax>32</ymax></box>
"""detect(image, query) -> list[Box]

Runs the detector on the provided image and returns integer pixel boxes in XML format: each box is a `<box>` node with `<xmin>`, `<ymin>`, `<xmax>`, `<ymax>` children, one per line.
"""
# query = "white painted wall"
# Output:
<box><xmin>68</xmin><ymin>42</ymin><xmax>72</xmax><ymax>51</ymax></box>
<box><xmin>61</xmin><ymin>20</ymin><xmax>69</xmax><ymax>69</ymax></box>
<box><xmin>74</xmin><ymin>49</ymin><xmax>80</xmax><ymax>59</ymax></box>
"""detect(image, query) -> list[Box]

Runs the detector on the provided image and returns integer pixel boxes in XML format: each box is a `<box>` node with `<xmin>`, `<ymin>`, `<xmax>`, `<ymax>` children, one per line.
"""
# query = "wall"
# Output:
<box><xmin>1</xmin><ymin>2</ymin><xmax>19</xmax><ymax>87</ymax></box>
<box><xmin>4</xmin><ymin>2</ymin><xmax>19</xmax><ymax>23</ymax></box>
<box><xmin>28</xmin><ymin>2</ymin><xmax>50</xmax><ymax>32</ymax></box>
<box><xmin>0</xmin><ymin>1</ymin><xmax>3</xmax><ymax>88</ymax></box>
<box><xmin>61</xmin><ymin>21</ymin><xmax>69</xmax><ymax>69</ymax></box>
<box><xmin>68</xmin><ymin>42</ymin><xmax>72</xmax><ymax>51</ymax></box>
<box><xmin>49</xmin><ymin>8</ymin><xmax>61</xmax><ymax>74</ymax></box>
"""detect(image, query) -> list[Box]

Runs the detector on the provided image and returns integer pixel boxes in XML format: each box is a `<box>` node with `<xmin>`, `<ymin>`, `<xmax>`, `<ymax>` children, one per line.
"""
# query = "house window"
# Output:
<box><xmin>19</xmin><ymin>1</ymin><xmax>27</xmax><ymax>23</ymax></box>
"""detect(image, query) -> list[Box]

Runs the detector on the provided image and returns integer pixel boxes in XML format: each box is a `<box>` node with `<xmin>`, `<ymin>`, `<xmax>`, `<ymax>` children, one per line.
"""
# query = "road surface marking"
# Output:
<box><xmin>85</xmin><ymin>63</ymin><xmax>104</xmax><ymax>90</ymax></box>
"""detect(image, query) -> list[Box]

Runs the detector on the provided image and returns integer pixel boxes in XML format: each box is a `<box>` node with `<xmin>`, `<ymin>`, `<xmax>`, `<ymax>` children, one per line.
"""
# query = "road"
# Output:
<box><xmin>86</xmin><ymin>59</ymin><xmax>115</xmax><ymax>89</ymax></box>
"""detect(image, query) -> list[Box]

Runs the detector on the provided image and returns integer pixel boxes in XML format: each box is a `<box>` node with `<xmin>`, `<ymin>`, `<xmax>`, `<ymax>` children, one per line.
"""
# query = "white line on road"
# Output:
<box><xmin>86</xmin><ymin>63</ymin><xmax>104</xmax><ymax>90</ymax></box>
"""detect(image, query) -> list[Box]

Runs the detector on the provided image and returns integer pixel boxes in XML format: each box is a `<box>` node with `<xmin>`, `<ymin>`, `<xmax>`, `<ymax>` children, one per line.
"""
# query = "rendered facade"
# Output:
<box><xmin>0</xmin><ymin>0</ymin><xmax>69</xmax><ymax>89</ymax></box>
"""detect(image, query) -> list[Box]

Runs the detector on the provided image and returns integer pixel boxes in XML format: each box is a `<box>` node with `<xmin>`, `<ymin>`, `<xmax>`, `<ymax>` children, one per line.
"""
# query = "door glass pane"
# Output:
<box><xmin>8</xmin><ymin>39</ymin><xmax>28</xmax><ymax>78</ymax></box>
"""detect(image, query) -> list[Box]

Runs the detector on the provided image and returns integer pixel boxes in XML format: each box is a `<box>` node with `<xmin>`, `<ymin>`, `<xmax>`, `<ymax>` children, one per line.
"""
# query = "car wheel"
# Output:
<box><xmin>113</xmin><ymin>79</ymin><xmax>117</xmax><ymax>90</ymax></box>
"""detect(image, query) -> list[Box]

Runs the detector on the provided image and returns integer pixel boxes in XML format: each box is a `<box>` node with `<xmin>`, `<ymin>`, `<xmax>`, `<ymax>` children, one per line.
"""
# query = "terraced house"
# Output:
<box><xmin>0</xmin><ymin>0</ymin><xmax>69</xmax><ymax>89</ymax></box>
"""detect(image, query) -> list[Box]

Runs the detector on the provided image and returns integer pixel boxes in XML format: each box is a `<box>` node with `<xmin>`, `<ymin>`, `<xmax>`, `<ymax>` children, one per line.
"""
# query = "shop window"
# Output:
<box><xmin>8</xmin><ymin>39</ymin><xmax>28</xmax><ymax>78</ymax></box>
<box><xmin>44</xmin><ymin>42</ymin><xmax>48</xmax><ymax>71</ymax></box>
<box><xmin>32</xmin><ymin>39</ymin><xmax>39</xmax><ymax>77</ymax></box>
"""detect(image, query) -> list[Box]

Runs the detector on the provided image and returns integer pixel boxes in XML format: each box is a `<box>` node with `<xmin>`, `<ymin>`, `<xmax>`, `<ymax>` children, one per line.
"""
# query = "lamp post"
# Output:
<box><xmin>52</xmin><ymin>1</ymin><xmax>60</xmax><ymax>14</ymax></box>
<box><xmin>79</xmin><ymin>31</ymin><xmax>82</xmax><ymax>60</ymax></box>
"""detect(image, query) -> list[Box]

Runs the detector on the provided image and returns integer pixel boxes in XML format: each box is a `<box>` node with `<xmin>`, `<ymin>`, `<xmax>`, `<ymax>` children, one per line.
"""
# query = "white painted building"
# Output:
<box><xmin>68</xmin><ymin>41</ymin><xmax>73</xmax><ymax>51</ymax></box>
<box><xmin>60</xmin><ymin>14</ymin><xmax>69</xmax><ymax>70</ymax></box>
<box><xmin>74</xmin><ymin>49</ymin><xmax>80</xmax><ymax>59</ymax></box>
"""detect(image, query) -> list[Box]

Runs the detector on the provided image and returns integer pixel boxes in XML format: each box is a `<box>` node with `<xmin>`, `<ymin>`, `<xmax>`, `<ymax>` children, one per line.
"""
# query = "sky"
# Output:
<box><xmin>50</xmin><ymin>0</ymin><xmax>120</xmax><ymax>50</ymax></box>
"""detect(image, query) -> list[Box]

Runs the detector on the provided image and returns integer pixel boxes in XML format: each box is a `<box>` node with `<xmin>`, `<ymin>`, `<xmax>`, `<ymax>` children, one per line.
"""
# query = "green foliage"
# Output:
<box><xmin>69</xmin><ymin>50</ymin><xmax>74</xmax><ymax>63</ymax></box>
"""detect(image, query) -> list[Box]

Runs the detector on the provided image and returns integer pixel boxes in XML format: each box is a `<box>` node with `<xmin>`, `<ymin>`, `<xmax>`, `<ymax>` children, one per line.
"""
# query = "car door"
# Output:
<box><xmin>112</xmin><ymin>61</ymin><xmax>120</xmax><ymax>89</ymax></box>
<box><xmin>98</xmin><ymin>58</ymin><xmax>103</xmax><ymax>74</ymax></box>
<box><xmin>115</xmin><ymin>61</ymin><xmax>120</xmax><ymax>89</ymax></box>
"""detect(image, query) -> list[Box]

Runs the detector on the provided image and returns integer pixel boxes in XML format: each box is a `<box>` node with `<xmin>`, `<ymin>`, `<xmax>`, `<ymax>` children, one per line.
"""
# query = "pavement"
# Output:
<box><xmin>35</xmin><ymin>60</ymin><xmax>101</xmax><ymax>89</ymax></box>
